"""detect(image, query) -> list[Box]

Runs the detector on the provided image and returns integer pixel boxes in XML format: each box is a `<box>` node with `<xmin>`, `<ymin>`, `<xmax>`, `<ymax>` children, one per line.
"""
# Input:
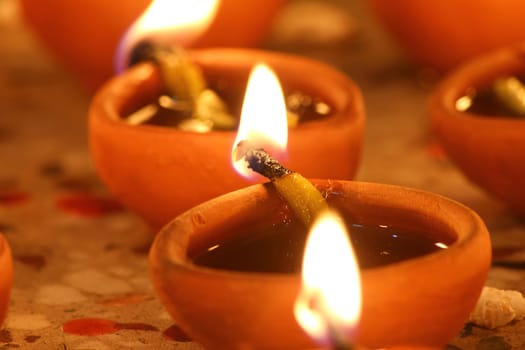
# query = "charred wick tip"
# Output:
<box><xmin>242</xmin><ymin>146</ymin><xmax>292</xmax><ymax>180</ymax></box>
<box><xmin>128</xmin><ymin>41</ymin><xmax>179</xmax><ymax>68</ymax></box>
<box><xmin>128</xmin><ymin>41</ymin><xmax>157</xmax><ymax>67</ymax></box>
<box><xmin>235</xmin><ymin>141</ymin><xmax>292</xmax><ymax>179</ymax></box>
<box><xmin>236</xmin><ymin>141</ymin><xmax>327</xmax><ymax>229</ymax></box>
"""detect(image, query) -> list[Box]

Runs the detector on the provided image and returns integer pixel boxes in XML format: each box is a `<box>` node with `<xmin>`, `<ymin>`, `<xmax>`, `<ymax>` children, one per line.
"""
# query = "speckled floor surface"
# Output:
<box><xmin>1</xmin><ymin>0</ymin><xmax>525</xmax><ymax>349</ymax></box>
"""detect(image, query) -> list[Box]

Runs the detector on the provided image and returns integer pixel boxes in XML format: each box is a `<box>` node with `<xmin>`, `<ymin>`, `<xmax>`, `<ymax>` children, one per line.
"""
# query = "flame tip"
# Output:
<box><xmin>231</xmin><ymin>62</ymin><xmax>288</xmax><ymax>178</ymax></box>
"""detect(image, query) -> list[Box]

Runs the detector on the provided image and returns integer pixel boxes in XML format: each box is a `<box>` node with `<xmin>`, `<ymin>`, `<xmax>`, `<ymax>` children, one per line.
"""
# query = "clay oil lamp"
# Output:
<box><xmin>429</xmin><ymin>42</ymin><xmax>525</xmax><ymax>214</ymax></box>
<box><xmin>148</xmin><ymin>62</ymin><xmax>492</xmax><ymax>349</ymax></box>
<box><xmin>18</xmin><ymin>0</ymin><xmax>286</xmax><ymax>92</ymax></box>
<box><xmin>0</xmin><ymin>234</ymin><xmax>13</xmax><ymax>327</ymax></box>
<box><xmin>149</xmin><ymin>181</ymin><xmax>492</xmax><ymax>349</ymax></box>
<box><xmin>367</xmin><ymin>0</ymin><xmax>525</xmax><ymax>72</ymax></box>
<box><xmin>88</xmin><ymin>0</ymin><xmax>364</xmax><ymax>230</ymax></box>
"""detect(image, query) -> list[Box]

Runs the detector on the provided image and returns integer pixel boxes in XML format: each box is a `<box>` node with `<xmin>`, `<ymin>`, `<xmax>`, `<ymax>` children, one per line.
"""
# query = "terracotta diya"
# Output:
<box><xmin>0</xmin><ymin>234</ymin><xmax>12</xmax><ymax>327</ymax></box>
<box><xmin>367</xmin><ymin>0</ymin><xmax>525</xmax><ymax>72</ymax></box>
<box><xmin>149</xmin><ymin>179</ymin><xmax>491</xmax><ymax>349</ymax></box>
<box><xmin>88</xmin><ymin>48</ymin><xmax>365</xmax><ymax>229</ymax></box>
<box><xmin>429</xmin><ymin>42</ymin><xmax>525</xmax><ymax>214</ymax></box>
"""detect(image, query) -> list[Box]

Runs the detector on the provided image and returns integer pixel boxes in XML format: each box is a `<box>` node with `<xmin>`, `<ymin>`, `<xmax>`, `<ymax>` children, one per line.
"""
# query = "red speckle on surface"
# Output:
<box><xmin>56</xmin><ymin>193</ymin><xmax>123</xmax><ymax>218</ymax></box>
<box><xmin>16</xmin><ymin>254</ymin><xmax>47</xmax><ymax>270</ymax></box>
<box><xmin>24</xmin><ymin>335</ymin><xmax>41</xmax><ymax>343</ymax></box>
<box><xmin>163</xmin><ymin>324</ymin><xmax>193</xmax><ymax>342</ymax></box>
<box><xmin>0</xmin><ymin>191</ymin><xmax>29</xmax><ymax>206</ymax></box>
<box><xmin>63</xmin><ymin>318</ymin><xmax>120</xmax><ymax>336</ymax></box>
<box><xmin>0</xmin><ymin>329</ymin><xmax>13</xmax><ymax>342</ymax></box>
<box><xmin>132</xmin><ymin>242</ymin><xmax>151</xmax><ymax>255</ymax></box>
<box><xmin>0</xmin><ymin>221</ymin><xmax>15</xmax><ymax>233</ymax></box>
<box><xmin>62</xmin><ymin>318</ymin><xmax>158</xmax><ymax>336</ymax></box>
<box><xmin>425</xmin><ymin>140</ymin><xmax>448</xmax><ymax>162</ymax></box>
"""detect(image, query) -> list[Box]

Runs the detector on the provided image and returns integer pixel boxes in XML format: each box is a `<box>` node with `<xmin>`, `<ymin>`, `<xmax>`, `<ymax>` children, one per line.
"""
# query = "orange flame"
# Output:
<box><xmin>231</xmin><ymin>63</ymin><xmax>288</xmax><ymax>178</ymax></box>
<box><xmin>294</xmin><ymin>209</ymin><xmax>361</xmax><ymax>346</ymax></box>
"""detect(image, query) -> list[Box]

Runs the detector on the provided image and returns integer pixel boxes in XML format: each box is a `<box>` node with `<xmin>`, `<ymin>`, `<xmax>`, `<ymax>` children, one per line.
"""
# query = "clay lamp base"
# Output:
<box><xmin>149</xmin><ymin>179</ymin><xmax>492</xmax><ymax>349</ymax></box>
<box><xmin>88</xmin><ymin>49</ymin><xmax>365</xmax><ymax>229</ymax></box>
<box><xmin>429</xmin><ymin>43</ymin><xmax>525</xmax><ymax>214</ymax></box>
<box><xmin>0</xmin><ymin>234</ymin><xmax>13</xmax><ymax>327</ymax></box>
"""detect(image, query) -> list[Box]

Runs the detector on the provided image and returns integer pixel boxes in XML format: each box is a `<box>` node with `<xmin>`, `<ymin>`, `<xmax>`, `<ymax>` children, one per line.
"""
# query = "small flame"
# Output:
<box><xmin>231</xmin><ymin>63</ymin><xmax>288</xmax><ymax>178</ymax></box>
<box><xmin>294</xmin><ymin>210</ymin><xmax>361</xmax><ymax>346</ymax></box>
<box><xmin>115</xmin><ymin>0</ymin><xmax>220</xmax><ymax>72</ymax></box>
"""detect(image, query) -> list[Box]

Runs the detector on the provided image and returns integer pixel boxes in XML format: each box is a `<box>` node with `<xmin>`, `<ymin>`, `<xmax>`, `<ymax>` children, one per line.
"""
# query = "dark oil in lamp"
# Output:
<box><xmin>458</xmin><ymin>75</ymin><xmax>525</xmax><ymax>117</ymax></box>
<box><xmin>193</xmin><ymin>214</ymin><xmax>451</xmax><ymax>273</ymax></box>
<box><xmin>124</xmin><ymin>42</ymin><xmax>331</xmax><ymax>131</ymax></box>
<box><xmin>128</xmin><ymin>77</ymin><xmax>331</xmax><ymax>130</ymax></box>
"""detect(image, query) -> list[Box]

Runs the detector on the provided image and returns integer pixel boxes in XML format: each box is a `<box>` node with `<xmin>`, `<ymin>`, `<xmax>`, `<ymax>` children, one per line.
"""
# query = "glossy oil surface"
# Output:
<box><xmin>193</xmin><ymin>219</ymin><xmax>450</xmax><ymax>273</ymax></box>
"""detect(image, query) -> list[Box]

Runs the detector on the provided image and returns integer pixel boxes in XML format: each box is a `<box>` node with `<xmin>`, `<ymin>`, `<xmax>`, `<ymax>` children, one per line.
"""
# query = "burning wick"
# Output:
<box><xmin>234</xmin><ymin>140</ymin><xmax>328</xmax><ymax>228</ymax></box>
<box><xmin>233</xmin><ymin>64</ymin><xmax>359</xmax><ymax>349</ymax></box>
<box><xmin>128</xmin><ymin>41</ymin><xmax>205</xmax><ymax>101</ymax></box>
<box><xmin>234</xmin><ymin>140</ymin><xmax>292</xmax><ymax>179</ymax></box>
<box><xmin>239</xmin><ymin>144</ymin><xmax>360</xmax><ymax>349</ymax></box>
<box><xmin>235</xmin><ymin>142</ymin><xmax>356</xmax><ymax>348</ymax></box>
<box><xmin>123</xmin><ymin>41</ymin><xmax>235</xmax><ymax>131</ymax></box>
<box><xmin>128</xmin><ymin>41</ymin><xmax>180</xmax><ymax>67</ymax></box>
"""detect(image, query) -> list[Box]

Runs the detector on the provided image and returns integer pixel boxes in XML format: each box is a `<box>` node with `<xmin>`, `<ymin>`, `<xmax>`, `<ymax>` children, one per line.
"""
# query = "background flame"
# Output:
<box><xmin>115</xmin><ymin>0</ymin><xmax>219</xmax><ymax>72</ymax></box>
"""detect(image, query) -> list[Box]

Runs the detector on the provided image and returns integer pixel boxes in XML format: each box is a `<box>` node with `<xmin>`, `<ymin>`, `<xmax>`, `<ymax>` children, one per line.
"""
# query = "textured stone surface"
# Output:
<box><xmin>1</xmin><ymin>0</ymin><xmax>525</xmax><ymax>349</ymax></box>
